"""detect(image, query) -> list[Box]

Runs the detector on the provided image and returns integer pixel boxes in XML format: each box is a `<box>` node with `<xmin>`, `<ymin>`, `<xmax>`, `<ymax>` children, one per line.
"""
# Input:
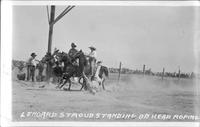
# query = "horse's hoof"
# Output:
<box><xmin>63</xmin><ymin>88</ymin><xmax>70</xmax><ymax>91</ymax></box>
<box><xmin>39</xmin><ymin>85</ymin><xmax>45</xmax><ymax>88</ymax></box>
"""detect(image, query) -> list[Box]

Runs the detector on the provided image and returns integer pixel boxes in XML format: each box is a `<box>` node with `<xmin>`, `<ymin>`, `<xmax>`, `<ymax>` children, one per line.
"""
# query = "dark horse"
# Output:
<box><xmin>73</xmin><ymin>50</ymin><xmax>109</xmax><ymax>90</ymax></box>
<box><xmin>55</xmin><ymin>51</ymin><xmax>86</xmax><ymax>90</ymax></box>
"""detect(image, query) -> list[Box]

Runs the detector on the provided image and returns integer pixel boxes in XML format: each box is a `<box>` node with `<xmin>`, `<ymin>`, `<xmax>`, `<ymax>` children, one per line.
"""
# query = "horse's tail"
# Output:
<box><xmin>103</xmin><ymin>66</ymin><xmax>109</xmax><ymax>78</ymax></box>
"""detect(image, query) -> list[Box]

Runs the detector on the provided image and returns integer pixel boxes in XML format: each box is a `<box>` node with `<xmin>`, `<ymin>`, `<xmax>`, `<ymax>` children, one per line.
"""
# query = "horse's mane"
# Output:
<box><xmin>61</xmin><ymin>51</ymin><xmax>68</xmax><ymax>56</ymax></box>
<box><xmin>60</xmin><ymin>52</ymin><xmax>70</xmax><ymax>60</ymax></box>
<box><xmin>72</xmin><ymin>50</ymin><xmax>88</xmax><ymax>73</ymax></box>
<box><xmin>79</xmin><ymin>50</ymin><xmax>88</xmax><ymax>66</ymax></box>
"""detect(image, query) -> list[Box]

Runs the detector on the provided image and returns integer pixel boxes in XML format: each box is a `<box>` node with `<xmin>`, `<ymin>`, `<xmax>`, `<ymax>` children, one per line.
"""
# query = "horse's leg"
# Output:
<box><xmin>80</xmin><ymin>85</ymin><xmax>84</xmax><ymax>91</ymax></box>
<box><xmin>59</xmin><ymin>77</ymin><xmax>63</xmax><ymax>84</ymax></box>
<box><xmin>79</xmin><ymin>78</ymin><xmax>85</xmax><ymax>91</ymax></box>
<box><xmin>56</xmin><ymin>77</ymin><xmax>63</xmax><ymax>88</ymax></box>
<box><xmin>78</xmin><ymin>77</ymin><xmax>84</xmax><ymax>91</ymax></box>
<box><xmin>102</xmin><ymin>78</ymin><xmax>106</xmax><ymax>90</ymax></box>
<box><xmin>83</xmin><ymin>79</ymin><xmax>87</xmax><ymax>90</ymax></box>
<box><xmin>59</xmin><ymin>79</ymin><xmax>67</xmax><ymax>89</ymax></box>
<box><xmin>78</xmin><ymin>75</ymin><xmax>86</xmax><ymax>91</ymax></box>
<box><xmin>68</xmin><ymin>79</ymin><xmax>71</xmax><ymax>91</ymax></box>
<box><xmin>78</xmin><ymin>76</ymin><xmax>82</xmax><ymax>84</ymax></box>
<box><xmin>79</xmin><ymin>77</ymin><xmax>83</xmax><ymax>91</ymax></box>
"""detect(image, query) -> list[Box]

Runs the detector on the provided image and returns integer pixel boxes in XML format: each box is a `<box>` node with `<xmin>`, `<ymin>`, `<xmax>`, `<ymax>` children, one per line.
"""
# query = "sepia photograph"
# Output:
<box><xmin>1</xmin><ymin>1</ymin><xmax>200</xmax><ymax>126</ymax></box>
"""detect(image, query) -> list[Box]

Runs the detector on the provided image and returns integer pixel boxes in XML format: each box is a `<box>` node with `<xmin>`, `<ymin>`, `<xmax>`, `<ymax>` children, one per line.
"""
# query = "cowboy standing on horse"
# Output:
<box><xmin>68</xmin><ymin>43</ymin><xmax>78</xmax><ymax>64</ymax></box>
<box><xmin>93</xmin><ymin>61</ymin><xmax>102</xmax><ymax>82</ymax></box>
<box><xmin>26</xmin><ymin>52</ymin><xmax>38</xmax><ymax>82</ymax></box>
<box><xmin>88</xmin><ymin>46</ymin><xmax>97</xmax><ymax>76</ymax></box>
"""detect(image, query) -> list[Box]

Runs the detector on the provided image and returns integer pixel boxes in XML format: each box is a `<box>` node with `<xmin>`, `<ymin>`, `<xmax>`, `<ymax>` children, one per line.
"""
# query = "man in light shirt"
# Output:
<box><xmin>27</xmin><ymin>52</ymin><xmax>38</xmax><ymax>82</ymax></box>
<box><xmin>88</xmin><ymin>46</ymin><xmax>97</xmax><ymax>77</ymax></box>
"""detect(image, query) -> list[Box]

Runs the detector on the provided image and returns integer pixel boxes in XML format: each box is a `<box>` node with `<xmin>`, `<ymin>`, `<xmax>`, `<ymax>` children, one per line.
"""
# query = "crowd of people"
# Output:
<box><xmin>25</xmin><ymin>42</ymin><xmax>103</xmax><ymax>82</ymax></box>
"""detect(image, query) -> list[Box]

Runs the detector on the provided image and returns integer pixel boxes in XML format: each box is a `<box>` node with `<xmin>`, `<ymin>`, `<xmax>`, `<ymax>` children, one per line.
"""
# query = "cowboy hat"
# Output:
<box><xmin>97</xmin><ymin>61</ymin><xmax>102</xmax><ymax>64</ymax></box>
<box><xmin>71</xmin><ymin>43</ymin><xmax>77</xmax><ymax>47</ymax></box>
<box><xmin>89</xmin><ymin>46</ymin><xmax>96</xmax><ymax>50</ymax></box>
<box><xmin>54</xmin><ymin>47</ymin><xmax>59</xmax><ymax>52</ymax></box>
<box><xmin>31</xmin><ymin>53</ymin><xmax>37</xmax><ymax>57</ymax></box>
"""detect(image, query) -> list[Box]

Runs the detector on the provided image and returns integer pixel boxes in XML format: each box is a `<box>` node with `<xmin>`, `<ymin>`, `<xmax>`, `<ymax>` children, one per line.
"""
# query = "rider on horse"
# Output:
<box><xmin>68</xmin><ymin>43</ymin><xmax>78</xmax><ymax>65</ymax></box>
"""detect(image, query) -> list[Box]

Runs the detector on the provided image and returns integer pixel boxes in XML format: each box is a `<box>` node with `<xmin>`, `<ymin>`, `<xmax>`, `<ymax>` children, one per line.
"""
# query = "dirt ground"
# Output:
<box><xmin>12</xmin><ymin>68</ymin><xmax>200</xmax><ymax>122</ymax></box>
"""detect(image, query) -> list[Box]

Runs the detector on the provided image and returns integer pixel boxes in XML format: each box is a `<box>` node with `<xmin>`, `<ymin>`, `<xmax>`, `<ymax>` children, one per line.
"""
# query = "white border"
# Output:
<box><xmin>1</xmin><ymin>1</ymin><xmax>200</xmax><ymax>127</ymax></box>
<box><xmin>1</xmin><ymin>1</ymin><xmax>13</xmax><ymax>127</ymax></box>
<box><xmin>6</xmin><ymin>1</ymin><xmax>200</xmax><ymax>6</ymax></box>
<box><xmin>7</xmin><ymin>122</ymin><xmax>200</xmax><ymax>127</ymax></box>
<box><xmin>194</xmin><ymin>0</ymin><xmax>200</xmax><ymax>122</ymax></box>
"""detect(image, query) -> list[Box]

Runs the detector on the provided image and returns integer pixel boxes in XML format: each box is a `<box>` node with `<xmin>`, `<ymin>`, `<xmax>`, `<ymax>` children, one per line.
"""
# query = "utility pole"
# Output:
<box><xmin>46</xmin><ymin>6</ymin><xmax>55</xmax><ymax>80</ymax></box>
<box><xmin>47</xmin><ymin>6</ymin><xmax>55</xmax><ymax>54</ymax></box>
<box><xmin>45</xmin><ymin>5</ymin><xmax>75</xmax><ymax>81</ymax></box>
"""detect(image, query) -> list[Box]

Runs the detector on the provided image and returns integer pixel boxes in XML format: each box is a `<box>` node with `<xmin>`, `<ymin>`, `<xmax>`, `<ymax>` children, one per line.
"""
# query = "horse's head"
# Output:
<box><xmin>42</xmin><ymin>53</ymin><xmax>52</xmax><ymax>62</ymax></box>
<box><xmin>52</xmin><ymin>48</ymin><xmax>59</xmax><ymax>56</ymax></box>
<box><xmin>40</xmin><ymin>53</ymin><xmax>56</xmax><ymax>67</ymax></box>
<box><xmin>74</xmin><ymin>50</ymin><xmax>88</xmax><ymax>69</ymax></box>
<box><xmin>41</xmin><ymin>56</ymin><xmax>47</xmax><ymax>63</ymax></box>
<box><xmin>61</xmin><ymin>51</ymin><xmax>68</xmax><ymax>56</ymax></box>
<box><xmin>74</xmin><ymin>50</ymin><xmax>84</xmax><ymax>59</ymax></box>
<box><xmin>53</xmin><ymin>52</ymin><xmax>62</xmax><ymax>62</ymax></box>
<box><xmin>55</xmin><ymin>51</ymin><xmax>71</xmax><ymax>65</ymax></box>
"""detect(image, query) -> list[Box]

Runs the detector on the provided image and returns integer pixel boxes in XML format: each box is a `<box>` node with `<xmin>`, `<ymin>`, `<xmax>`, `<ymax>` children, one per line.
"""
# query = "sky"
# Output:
<box><xmin>12</xmin><ymin>6</ymin><xmax>197</xmax><ymax>73</ymax></box>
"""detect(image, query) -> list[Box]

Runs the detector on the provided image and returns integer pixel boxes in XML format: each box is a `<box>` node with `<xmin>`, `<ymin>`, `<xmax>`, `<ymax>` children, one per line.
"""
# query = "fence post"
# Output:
<box><xmin>143</xmin><ymin>64</ymin><xmax>146</xmax><ymax>76</ymax></box>
<box><xmin>118</xmin><ymin>62</ymin><xmax>122</xmax><ymax>82</ymax></box>
<box><xmin>178</xmin><ymin>66</ymin><xmax>181</xmax><ymax>80</ymax></box>
<box><xmin>162</xmin><ymin>67</ymin><xmax>165</xmax><ymax>80</ymax></box>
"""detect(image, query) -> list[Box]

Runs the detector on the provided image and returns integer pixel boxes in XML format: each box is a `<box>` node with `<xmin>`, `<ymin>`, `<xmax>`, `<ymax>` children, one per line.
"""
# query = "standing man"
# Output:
<box><xmin>26</xmin><ymin>53</ymin><xmax>38</xmax><ymax>82</ymax></box>
<box><xmin>68</xmin><ymin>43</ymin><xmax>78</xmax><ymax>63</ymax></box>
<box><xmin>88</xmin><ymin>46</ymin><xmax>97</xmax><ymax>76</ymax></box>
